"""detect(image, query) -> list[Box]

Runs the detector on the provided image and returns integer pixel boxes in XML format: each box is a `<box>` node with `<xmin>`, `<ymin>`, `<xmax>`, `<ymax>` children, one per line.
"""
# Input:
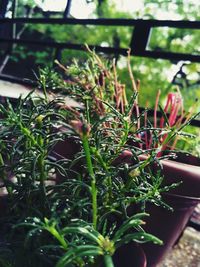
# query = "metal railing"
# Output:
<box><xmin>0</xmin><ymin>17</ymin><xmax>200</xmax><ymax>62</ymax></box>
<box><xmin>0</xmin><ymin>3</ymin><xmax>199</xmax><ymax>127</ymax></box>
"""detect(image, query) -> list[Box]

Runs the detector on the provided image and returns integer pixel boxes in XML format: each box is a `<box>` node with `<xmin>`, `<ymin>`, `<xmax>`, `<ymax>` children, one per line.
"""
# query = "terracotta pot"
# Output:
<box><xmin>158</xmin><ymin>156</ymin><xmax>200</xmax><ymax>198</ymax></box>
<box><xmin>117</xmin><ymin>152</ymin><xmax>200</xmax><ymax>266</ymax></box>
<box><xmin>51</xmin><ymin>135</ymin><xmax>81</xmax><ymax>182</ymax></box>
<box><xmin>113</xmin><ymin>242</ymin><xmax>147</xmax><ymax>267</ymax></box>
<box><xmin>51</xmin><ymin>136</ymin><xmax>80</xmax><ymax>161</ymax></box>
<box><xmin>139</xmin><ymin>153</ymin><xmax>200</xmax><ymax>266</ymax></box>
<box><xmin>98</xmin><ymin>243</ymin><xmax>146</xmax><ymax>267</ymax></box>
<box><xmin>141</xmin><ymin>193</ymin><xmax>199</xmax><ymax>267</ymax></box>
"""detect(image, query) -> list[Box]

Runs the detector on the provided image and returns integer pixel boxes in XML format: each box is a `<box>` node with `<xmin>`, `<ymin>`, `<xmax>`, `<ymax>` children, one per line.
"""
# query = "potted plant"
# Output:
<box><xmin>51</xmin><ymin>49</ymin><xmax>200</xmax><ymax>266</ymax></box>
<box><xmin>0</xmin><ymin>82</ymin><xmax>161</xmax><ymax>267</ymax></box>
<box><xmin>0</xmin><ymin>69</ymin><xmax>163</xmax><ymax>267</ymax></box>
<box><xmin>137</xmin><ymin>91</ymin><xmax>200</xmax><ymax>266</ymax></box>
<box><xmin>0</xmin><ymin>49</ymin><xmax>199</xmax><ymax>267</ymax></box>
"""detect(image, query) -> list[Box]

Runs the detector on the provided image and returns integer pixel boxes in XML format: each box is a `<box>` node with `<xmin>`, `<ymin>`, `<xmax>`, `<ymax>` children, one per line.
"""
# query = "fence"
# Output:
<box><xmin>0</xmin><ymin>1</ymin><xmax>199</xmax><ymax>127</ymax></box>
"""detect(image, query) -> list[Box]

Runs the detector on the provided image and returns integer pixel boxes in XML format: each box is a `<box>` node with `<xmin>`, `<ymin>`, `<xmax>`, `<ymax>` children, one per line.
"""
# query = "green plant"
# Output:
<box><xmin>0</xmin><ymin>50</ymin><xmax>198</xmax><ymax>267</ymax></box>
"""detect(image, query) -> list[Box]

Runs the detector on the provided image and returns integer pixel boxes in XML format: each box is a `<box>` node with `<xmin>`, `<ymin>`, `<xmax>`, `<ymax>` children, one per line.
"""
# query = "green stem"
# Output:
<box><xmin>108</xmin><ymin>119</ymin><xmax>129</xmax><ymax>165</ymax></box>
<box><xmin>93</xmin><ymin>149</ymin><xmax>112</xmax><ymax>203</ymax></box>
<box><xmin>38</xmin><ymin>154</ymin><xmax>46</xmax><ymax>182</ymax></box>
<box><xmin>48</xmin><ymin>227</ymin><xmax>68</xmax><ymax>250</ymax></box>
<box><xmin>38</xmin><ymin>153</ymin><xmax>48</xmax><ymax>210</ymax></box>
<box><xmin>38</xmin><ymin>134</ymin><xmax>46</xmax><ymax>184</ymax></box>
<box><xmin>34</xmin><ymin>117</ymin><xmax>47</xmax><ymax>204</ymax></box>
<box><xmin>82</xmin><ymin>134</ymin><xmax>97</xmax><ymax>230</ymax></box>
<box><xmin>104</xmin><ymin>255</ymin><xmax>114</xmax><ymax>267</ymax></box>
<box><xmin>41</xmin><ymin>75</ymin><xmax>48</xmax><ymax>101</ymax></box>
<box><xmin>19</xmin><ymin>123</ymin><xmax>42</xmax><ymax>151</ymax></box>
<box><xmin>85</xmin><ymin>98</ymin><xmax>90</xmax><ymax>124</ymax></box>
<box><xmin>37</xmin><ymin>132</ymin><xmax>47</xmax><ymax>208</ymax></box>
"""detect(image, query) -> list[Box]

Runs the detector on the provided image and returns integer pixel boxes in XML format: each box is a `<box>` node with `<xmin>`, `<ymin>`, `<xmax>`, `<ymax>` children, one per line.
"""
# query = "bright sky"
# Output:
<box><xmin>35</xmin><ymin>0</ymin><xmax>95</xmax><ymax>17</ymax></box>
<box><xmin>35</xmin><ymin>0</ymin><xmax>144</xmax><ymax>18</ymax></box>
<box><xmin>35</xmin><ymin>0</ymin><xmax>199</xmax><ymax>19</ymax></box>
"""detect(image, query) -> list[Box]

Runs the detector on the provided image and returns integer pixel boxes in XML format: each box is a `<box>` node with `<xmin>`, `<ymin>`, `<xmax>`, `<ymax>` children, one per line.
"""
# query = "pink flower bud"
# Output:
<box><xmin>70</xmin><ymin>120</ymin><xmax>91</xmax><ymax>137</ymax></box>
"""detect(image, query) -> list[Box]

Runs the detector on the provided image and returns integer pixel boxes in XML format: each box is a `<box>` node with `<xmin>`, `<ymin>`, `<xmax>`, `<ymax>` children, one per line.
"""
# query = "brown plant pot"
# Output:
<box><xmin>51</xmin><ymin>135</ymin><xmax>81</xmax><ymax>182</ymax></box>
<box><xmin>139</xmin><ymin>153</ymin><xmax>200</xmax><ymax>266</ymax></box>
<box><xmin>158</xmin><ymin>155</ymin><xmax>200</xmax><ymax>198</ymax></box>
<box><xmin>113</xmin><ymin>243</ymin><xmax>147</xmax><ymax>267</ymax></box>
<box><xmin>141</xmin><ymin>193</ymin><xmax>199</xmax><ymax>267</ymax></box>
<box><xmin>52</xmin><ymin>136</ymin><xmax>80</xmax><ymax>161</ymax></box>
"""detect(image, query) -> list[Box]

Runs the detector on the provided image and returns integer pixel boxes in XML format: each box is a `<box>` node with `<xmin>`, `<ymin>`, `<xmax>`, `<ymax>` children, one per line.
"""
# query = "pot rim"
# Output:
<box><xmin>162</xmin><ymin>192</ymin><xmax>200</xmax><ymax>202</ymax></box>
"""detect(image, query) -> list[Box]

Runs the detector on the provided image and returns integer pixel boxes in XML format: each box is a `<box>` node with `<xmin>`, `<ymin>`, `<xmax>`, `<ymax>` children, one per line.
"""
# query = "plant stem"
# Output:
<box><xmin>48</xmin><ymin>227</ymin><xmax>68</xmax><ymax>250</ymax></box>
<box><xmin>104</xmin><ymin>255</ymin><xmax>114</xmax><ymax>267</ymax></box>
<box><xmin>108</xmin><ymin>119</ymin><xmax>129</xmax><ymax>164</ymax></box>
<box><xmin>93</xmin><ymin>149</ymin><xmax>112</xmax><ymax>203</ymax></box>
<box><xmin>82</xmin><ymin>134</ymin><xmax>97</xmax><ymax>230</ymax></box>
<box><xmin>38</xmin><ymin>153</ymin><xmax>48</xmax><ymax>211</ymax></box>
<box><xmin>85</xmin><ymin>98</ymin><xmax>90</xmax><ymax>124</ymax></box>
<box><xmin>41</xmin><ymin>75</ymin><xmax>48</xmax><ymax>101</ymax></box>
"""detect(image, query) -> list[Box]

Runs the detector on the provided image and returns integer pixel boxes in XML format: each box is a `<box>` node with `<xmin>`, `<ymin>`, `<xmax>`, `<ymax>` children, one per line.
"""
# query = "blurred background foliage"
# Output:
<box><xmin>1</xmin><ymin>0</ymin><xmax>200</xmax><ymax>113</ymax></box>
<box><xmin>0</xmin><ymin>0</ymin><xmax>199</xmax><ymax>155</ymax></box>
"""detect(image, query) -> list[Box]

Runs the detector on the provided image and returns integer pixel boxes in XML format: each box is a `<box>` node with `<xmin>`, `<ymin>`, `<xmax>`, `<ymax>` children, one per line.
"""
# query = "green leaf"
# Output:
<box><xmin>159</xmin><ymin>104</ymin><xmax>169</xmax><ymax>127</ymax></box>
<box><xmin>61</xmin><ymin>226</ymin><xmax>100</xmax><ymax>244</ymax></box>
<box><xmin>56</xmin><ymin>246</ymin><xmax>102</xmax><ymax>267</ymax></box>
<box><xmin>115</xmin><ymin>232</ymin><xmax>163</xmax><ymax>249</ymax></box>
<box><xmin>113</xmin><ymin>213</ymin><xmax>148</xmax><ymax>241</ymax></box>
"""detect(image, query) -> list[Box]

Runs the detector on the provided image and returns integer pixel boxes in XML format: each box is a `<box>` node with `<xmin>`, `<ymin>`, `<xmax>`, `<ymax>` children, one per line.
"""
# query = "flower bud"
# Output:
<box><xmin>70</xmin><ymin>120</ymin><xmax>91</xmax><ymax>137</ymax></box>
<box><xmin>129</xmin><ymin>167</ymin><xmax>140</xmax><ymax>178</ymax></box>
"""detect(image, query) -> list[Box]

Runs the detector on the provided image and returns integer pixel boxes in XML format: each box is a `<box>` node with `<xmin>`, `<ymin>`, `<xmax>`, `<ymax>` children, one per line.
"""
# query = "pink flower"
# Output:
<box><xmin>155</xmin><ymin>91</ymin><xmax>184</xmax><ymax>155</ymax></box>
<box><xmin>160</xmin><ymin>92</ymin><xmax>183</xmax><ymax>128</ymax></box>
